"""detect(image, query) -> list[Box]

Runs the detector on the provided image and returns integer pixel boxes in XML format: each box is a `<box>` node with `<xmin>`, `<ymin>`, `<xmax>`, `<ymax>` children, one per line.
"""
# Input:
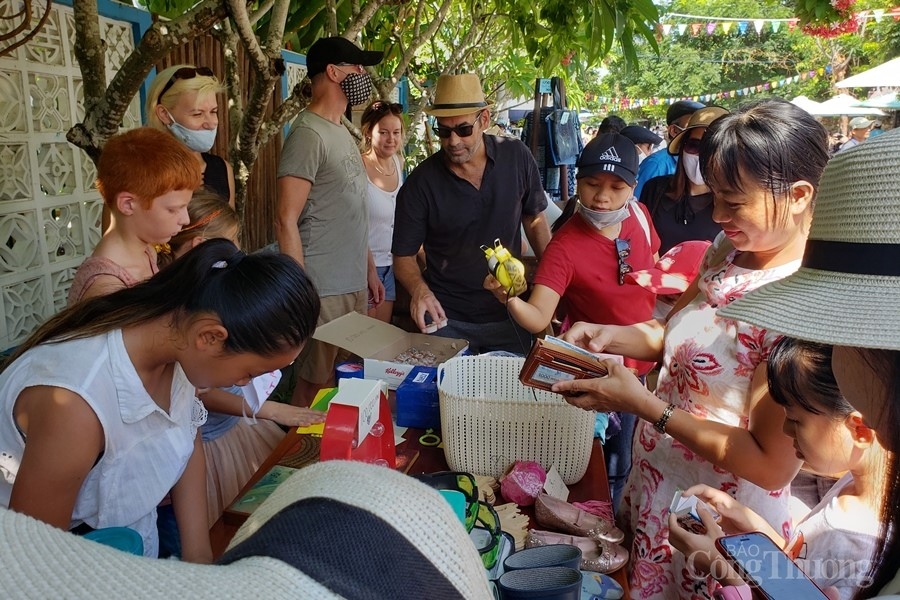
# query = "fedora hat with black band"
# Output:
<box><xmin>719</xmin><ymin>129</ymin><xmax>900</xmax><ymax>351</ymax></box>
<box><xmin>425</xmin><ymin>73</ymin><xmax>493</xmax><ymax>118</ymax></box>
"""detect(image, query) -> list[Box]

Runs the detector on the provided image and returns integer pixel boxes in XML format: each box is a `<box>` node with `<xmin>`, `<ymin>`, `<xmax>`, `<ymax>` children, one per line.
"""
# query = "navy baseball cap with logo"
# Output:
<box><xmin>576</xmin><ymin>133</ymin><xmax>640</xmax><ymax>186</ymax></box>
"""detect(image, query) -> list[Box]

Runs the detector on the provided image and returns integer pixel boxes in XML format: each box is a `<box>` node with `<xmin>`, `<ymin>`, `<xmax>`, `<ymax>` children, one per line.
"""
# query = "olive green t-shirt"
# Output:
<box><xmin>278</xmin><ymin>111</ymin><xmax>368</xmax><ymax>296</ymax></box>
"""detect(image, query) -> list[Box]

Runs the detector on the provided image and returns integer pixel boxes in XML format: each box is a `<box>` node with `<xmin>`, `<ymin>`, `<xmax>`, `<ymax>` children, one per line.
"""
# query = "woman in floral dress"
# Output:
<box><xmin>550</xmin><ymin>99</ymin><xmax>831</xmax><ymax>599</ymax></box>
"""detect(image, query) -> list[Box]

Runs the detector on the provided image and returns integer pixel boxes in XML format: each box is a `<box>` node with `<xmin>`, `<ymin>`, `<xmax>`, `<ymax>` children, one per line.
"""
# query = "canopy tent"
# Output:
<box><xmin>790</xmin><ymin>95</ymin><xmax>824</xmax><ymax>115</ymax></box>
<box><xmin>806</xmin><ymin>93</ymin><xmax>886</xmax><ymax>117</ymax></box>
<box><xmin>835</xmin><ymin>57</ymin><xmax>900</xmax><ymax>88</ymax></box>
<box><xmin>854</xmin><ymin>91</ymin><xmax>900</xmax><ymax>110</ymax></box>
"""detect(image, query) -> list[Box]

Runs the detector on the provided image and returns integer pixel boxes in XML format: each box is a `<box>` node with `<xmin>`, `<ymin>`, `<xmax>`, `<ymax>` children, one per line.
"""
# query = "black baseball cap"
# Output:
<box><xmin>620</xmin><ymin>125</ymin><xmax>663</xmax><ymax>146</ymax></box>
<box><xmin>666</xmin><ymin>100</ymin><xmax>705</xmax><ymax>125</ymax></box>
<box><xmin>306</xmin><ymin>37</ymin><xmax>383</xmax><ymax>78</ymax></box>
<box><xmin>576</xmin><ymin>133</ymin><xmax>639</xmax><ymax>186</ymax></box>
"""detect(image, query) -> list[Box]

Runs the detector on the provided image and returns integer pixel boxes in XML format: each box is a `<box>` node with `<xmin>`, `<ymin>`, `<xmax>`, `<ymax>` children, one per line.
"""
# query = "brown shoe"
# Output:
<box><xmin>534</xmin><ymin>493</ymin><xmax>625</xmax><ymax>544</ymax></box>
<box><xmin>526</xmin><ymin>529</ymin><xmax>629</xmax><ymax>574</ymax></box>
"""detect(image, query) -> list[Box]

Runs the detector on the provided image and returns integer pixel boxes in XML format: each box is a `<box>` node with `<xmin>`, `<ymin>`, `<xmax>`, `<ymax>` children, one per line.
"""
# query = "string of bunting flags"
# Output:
<box><xmin>596</xmin><ymin>66</ymin><xmax>833</xmax><ymax>110</ymax></box>
<box><xmin>657</xmin><ymin>7</ymin><xmax>900</xmax><ymax>36</ymax></box>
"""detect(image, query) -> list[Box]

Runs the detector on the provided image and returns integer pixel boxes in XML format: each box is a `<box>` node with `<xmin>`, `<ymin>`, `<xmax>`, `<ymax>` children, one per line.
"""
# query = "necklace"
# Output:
<box><xmin>369</xmin><ymin>153</ymin><xmax>396</xmax><ymax>177</ymax></box>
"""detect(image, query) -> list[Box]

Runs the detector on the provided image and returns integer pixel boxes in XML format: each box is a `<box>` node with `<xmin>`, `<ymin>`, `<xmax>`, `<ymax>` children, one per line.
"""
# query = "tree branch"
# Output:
<box><xmin>67</xmin><ymin>0</ymin><xmax>227</xmax><ymax>162</ymax></box>
<box><xmin>326</xmin><ymin>0</ymin><xmax>337</xmax><ymax>35</ymax></box>
<box><xmin>259</xmin><ymin>83</ymin><xmax>309</xmax><ymax>146</ymax></box>
<box><xmin>225</xmin><ymin>0</ymin><xmax>268</xmax><ymax>73</ymax></box>
<box><xmin>72</xmin><ymin>0</ymin><xmax>106</xmax><ymax>125</ymax></box>
<box><xmin>249</xmin><ymin>0</ymin><xmax>275</xmax><ymax>26</ymax></box>
<box><xmin>345</xmin><ymin>0</ymin><xmax>386</xmax><ymax>40</ymax></box>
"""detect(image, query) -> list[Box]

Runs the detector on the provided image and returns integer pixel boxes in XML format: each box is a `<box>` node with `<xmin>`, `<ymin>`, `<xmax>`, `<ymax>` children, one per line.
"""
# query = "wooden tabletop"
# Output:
<box><xmin>209</xmin><ymin>425</ymin><xmax>628</xmax><ymax>591</ymax></box>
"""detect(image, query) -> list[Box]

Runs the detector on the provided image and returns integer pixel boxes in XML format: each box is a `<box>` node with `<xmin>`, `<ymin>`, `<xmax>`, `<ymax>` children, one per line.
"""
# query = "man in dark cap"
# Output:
<box><xmin>620</xmin><ymin>124</ymin><xmax>663</xmax><ymax>164</ymax></box>
<box><xmin>275</xmin><ymin>37</ymin><xmax>383</xmax><ymax>406</ymax></box>
<box><xmin>634</xmin><ymin>99</ymin><xmax>704</xmax><ymax>199</ymax></box>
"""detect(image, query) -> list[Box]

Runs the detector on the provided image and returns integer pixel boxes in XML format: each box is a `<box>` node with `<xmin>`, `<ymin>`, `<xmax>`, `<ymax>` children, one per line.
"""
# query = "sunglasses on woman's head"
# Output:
<box><xmin>159</xmin><ymin>66</ymin><xmax>214</xmax><ymax>99</ymax></box>
<box><xmin>370</xmin><ymin>101</ymin><xmax>403</xmax><ymax>114</ymax></box>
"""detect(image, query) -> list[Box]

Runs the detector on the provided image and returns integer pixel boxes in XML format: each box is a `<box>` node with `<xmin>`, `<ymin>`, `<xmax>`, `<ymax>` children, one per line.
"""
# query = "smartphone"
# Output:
<box><xmin>715</xmin><ymin>532</ymin><xmax>827</xmax><ymax>599</ymax></box>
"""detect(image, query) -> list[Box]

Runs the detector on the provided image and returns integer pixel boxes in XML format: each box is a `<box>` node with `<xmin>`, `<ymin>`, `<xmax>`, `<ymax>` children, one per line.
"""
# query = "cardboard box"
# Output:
<box><xmin>313</xmin><ymin>312</ymin><xmax>468</xmax><ymax>389</ymax></box>
<box><xmin>396</xmin><ymin>366</ymin><xmax>440</xmax><ymax>429</ymax></box>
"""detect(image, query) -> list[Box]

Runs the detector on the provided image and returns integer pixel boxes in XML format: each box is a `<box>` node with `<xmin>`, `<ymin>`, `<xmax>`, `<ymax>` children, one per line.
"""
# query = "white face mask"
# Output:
<box><xmin>577</xmin><ymin>199</ymin><xmax>632</xmax><ymax>230</ymax></box>
<box><xmin>637</xmin><ymin>151</ymin><xmax>647</xmax><ymax>165</ymax></box>
<box><xmin>681</xmin><ymin>153</ymin><xmax>705</xmax><ymax>186</ymax></box>
<box><xmin>165</xmin><ymin>109</ymin><xmax>217</xmax><ymax>153</ymax></box>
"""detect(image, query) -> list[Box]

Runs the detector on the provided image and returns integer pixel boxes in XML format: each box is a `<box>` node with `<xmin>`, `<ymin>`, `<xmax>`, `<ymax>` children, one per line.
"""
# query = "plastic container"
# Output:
<box><xmin>503</xmin><ymin>544</ymin><xmax>582</xmax><ymax>571</ymax></box>
<box><xmin>83</xmin><ymin>527</ymin><xmax>144</xmax><ymax>556</ymax></box>
<box><xmin>438</xmin><ymin>356</ymin><xmax>594</xmax><ymax>484</ymax></box>
<box><xmin>395</xmin><ymin>366</ymin><xmax>440</xmax><ymax>429</ymax></box>
<box><xmin>334</xmin><ymin>360</ymin><xmax>364</xmax><ymax>382</ymax></box>
<box><xmin>498</xmin><ymin>566</ymin><xmax>582</xmax><ymax>600</ymax></box>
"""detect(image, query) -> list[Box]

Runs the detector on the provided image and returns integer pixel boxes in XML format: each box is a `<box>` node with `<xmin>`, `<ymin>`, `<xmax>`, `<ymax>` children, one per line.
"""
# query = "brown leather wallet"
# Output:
<box><xmin>519</xmin><ymin>337</ymin><xmax>609</xmax><ymax>392</ymax></box>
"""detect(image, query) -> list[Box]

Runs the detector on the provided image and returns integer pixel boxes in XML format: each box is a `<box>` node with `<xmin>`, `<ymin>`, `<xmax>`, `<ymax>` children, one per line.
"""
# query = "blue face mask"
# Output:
<box><xmin>165</xmin><ymin>109</ymin><xmax>217</xmax><ymax>153</ymax></box>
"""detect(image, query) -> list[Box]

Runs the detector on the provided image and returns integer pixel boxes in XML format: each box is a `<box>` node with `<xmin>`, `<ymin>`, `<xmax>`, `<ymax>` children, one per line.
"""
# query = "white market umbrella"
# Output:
<box><xmin>854</xmin><ymin>91</ymin><xmax>900</xmax><ymax>110</ymax></box>
<box><xmin>835</xmin><ymin>57</ymin><xmax>900</xmax><ymax>88</ymax></box>
<box><xmin>790</xmin><ymin>95</ymin><xmax>824</xmax><ymax>115</ymax></box>
<box><xmin>808</xmin><ymin>93</ymin><xmax>885</xmax><ymax>117</ymax></box>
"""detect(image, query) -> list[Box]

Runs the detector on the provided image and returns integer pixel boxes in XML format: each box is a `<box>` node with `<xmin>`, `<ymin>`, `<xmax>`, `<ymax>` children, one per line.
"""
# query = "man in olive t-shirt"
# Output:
<box><xmin>275</xmin><ymin>37</ymin><xmax>382</xmax><ymax>406</ymax></box>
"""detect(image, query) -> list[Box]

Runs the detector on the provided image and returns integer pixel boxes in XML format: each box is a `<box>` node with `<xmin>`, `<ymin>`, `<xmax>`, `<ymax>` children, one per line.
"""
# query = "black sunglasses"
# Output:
<box><xmin>615</xmin><ymin>238</ymin><xmax>632</xmax><ymax>286</ymax></box>
<box><xmin>433</xmin><ymin>112</ymin><xmax>483</xmax><ymax>139</ymax></box>
<box><xmin>370</xmin><ymin>101</ymin><xmax>403</xmax><ymax>114</ymax></box>
<box><xmin>681</xmin><ymin>137</ymin><xmax>702</xmax><ymax>155</ymax></box>
<box><xmin>159</xmin><ymin>66</ymin><xmax>214</xmax><ymax>100</ymax></box>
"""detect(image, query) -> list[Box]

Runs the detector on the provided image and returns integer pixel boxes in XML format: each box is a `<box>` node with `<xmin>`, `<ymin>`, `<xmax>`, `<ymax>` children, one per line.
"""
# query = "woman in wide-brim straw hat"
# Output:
<box><xmin>718</xmin><ymin>129</ymin><xmax>900</xmax><ymax>597</ymax></box>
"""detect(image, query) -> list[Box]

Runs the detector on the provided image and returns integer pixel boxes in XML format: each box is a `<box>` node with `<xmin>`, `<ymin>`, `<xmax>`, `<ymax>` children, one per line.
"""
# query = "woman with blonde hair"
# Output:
<box><xmin>147</xmin><ymin>64</ymin><xmax>234</xmax><ymax>207</ymax></box>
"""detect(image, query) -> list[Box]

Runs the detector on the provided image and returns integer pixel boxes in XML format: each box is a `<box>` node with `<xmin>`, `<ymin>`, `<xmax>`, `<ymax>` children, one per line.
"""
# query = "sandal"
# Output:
<box><xmin>526</xmin><ymin>529</ymin><xmax>629</xmax><ymax>574</ymax></box>
<box><xmin>534</xmin><ymin>493</ymin><xmax>625</xmax><ymax>544</ymax></box>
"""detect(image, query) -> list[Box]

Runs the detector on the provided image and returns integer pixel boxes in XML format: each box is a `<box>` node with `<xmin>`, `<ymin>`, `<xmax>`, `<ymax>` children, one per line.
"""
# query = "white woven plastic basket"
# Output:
<box><xmin>438</xmin><ymin>355</ymin><xmax>595</xmax><ymax>484</ymax></box>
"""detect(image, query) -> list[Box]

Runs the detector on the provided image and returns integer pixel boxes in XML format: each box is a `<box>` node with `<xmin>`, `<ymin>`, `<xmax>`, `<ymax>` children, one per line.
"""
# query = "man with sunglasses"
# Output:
<box><xmin>634</xmin><ymin>99</ymin><xmax>705</xmax><ymax>200</ymax></box>
<box><xmin>392</xmin><ymin>73</ymin><xmax>551</xmax><ymax>354</ymax></box>
<box><xmin>276</xmin><ymin>36</ymin><xmax>383</xmax><ymax>406</ymax></box>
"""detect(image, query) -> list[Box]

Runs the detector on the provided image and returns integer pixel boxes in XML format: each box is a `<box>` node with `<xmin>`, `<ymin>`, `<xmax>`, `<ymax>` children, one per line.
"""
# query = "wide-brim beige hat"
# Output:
<box><xmin>0</xmin><ymin>461</ymin><xmax>493</xmax><ymax>599</ymax></box>
<box><xmin>425</xmin><ymin>73</ymin><xmax>492</xmax><ymax>117</ymax></box>
<box><xmin>718</xmin><ymin>129</ymin><xmax>900</xmax><ymax>351</ymax></box>
<box><xmin>668</xmin><ymin>106</ymin><xmax>729</xmax><ymax>155</ymax></box>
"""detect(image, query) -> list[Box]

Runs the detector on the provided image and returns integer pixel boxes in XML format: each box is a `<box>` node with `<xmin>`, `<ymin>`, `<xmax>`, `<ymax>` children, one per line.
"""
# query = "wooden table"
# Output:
<box><xmin>209</xmin><ymin>425</ymin><xmax>629</xmax><ymax>591</ymax></box>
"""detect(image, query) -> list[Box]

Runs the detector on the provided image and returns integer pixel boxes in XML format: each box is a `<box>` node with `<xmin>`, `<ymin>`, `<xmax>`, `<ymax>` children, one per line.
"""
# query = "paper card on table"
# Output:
<box><xmin>296</xmin><ymin>422</ymin><xmax>325</xmax><ymax>436</ymax></box>
<box><xmin>392</xmin><ymin>422</ymin><xmax>408</xmax><ymax>446</ymax></box>
<box><xmin>310</xmin><ymin>387</ymin><xmax>338</xmax><ymax>412</ymax></box>
<box><xmin>543</xmin><ymin>465</ymin><xmax>570</xmax><ymax>501</ymax></box>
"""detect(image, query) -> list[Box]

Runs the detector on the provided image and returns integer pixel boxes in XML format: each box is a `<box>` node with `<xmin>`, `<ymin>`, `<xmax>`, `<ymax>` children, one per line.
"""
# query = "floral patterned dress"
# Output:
<box><xmin>621</xmin><ymin>233</ymin><xmax>798</xmax><ymax>599</ymax></box>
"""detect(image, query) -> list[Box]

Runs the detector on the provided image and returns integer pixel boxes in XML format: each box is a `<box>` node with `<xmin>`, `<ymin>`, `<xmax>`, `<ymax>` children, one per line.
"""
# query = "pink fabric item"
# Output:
<box><xmin>713</xmin><ymin>584</ymin><xmax>751</xmax><ymax>600</ymax></box>
<box><xmin>500</xmin><ymin>461</ymin><xmax>546</xmax><ymax>506</ymax></box>
<box><xmin>571</xmin><ymin>499</ymin><xmax>614</xmax><ymax>523</ymax></box>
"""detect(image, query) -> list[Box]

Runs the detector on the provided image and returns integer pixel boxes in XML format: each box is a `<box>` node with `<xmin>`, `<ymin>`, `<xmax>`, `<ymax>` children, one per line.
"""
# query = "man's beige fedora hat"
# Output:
<box><xmin>425</xmin><ymin>73</ymin><xmax>492</xmax><ymax>118</ymax></box>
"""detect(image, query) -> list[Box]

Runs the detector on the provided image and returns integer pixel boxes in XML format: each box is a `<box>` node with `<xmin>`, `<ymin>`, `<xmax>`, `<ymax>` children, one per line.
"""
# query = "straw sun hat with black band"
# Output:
<box><xmin>718</xmin><ymin>129</ymin><xmax>900</xmax><ymax>350</ymax></box>
<box><xmin>0</xmin><ymin>461</ymin><xmax>492</xmax><ymax>599</ymax></box>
